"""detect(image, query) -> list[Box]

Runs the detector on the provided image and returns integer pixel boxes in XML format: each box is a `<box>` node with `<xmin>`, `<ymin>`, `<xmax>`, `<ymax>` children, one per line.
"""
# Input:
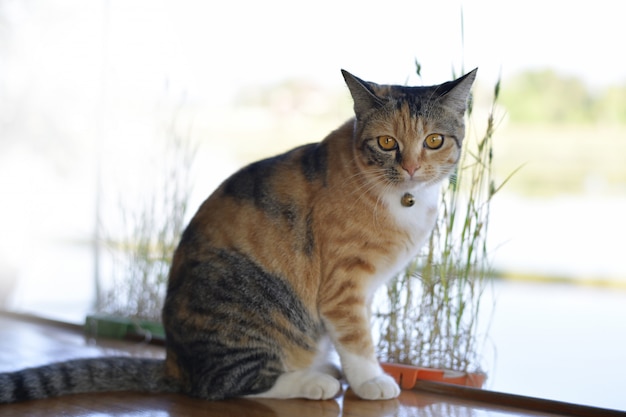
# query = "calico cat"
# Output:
<box><xmin>0</xmin><ymin>68</ymin><xmax>476</xmax><ymax>403</ymax></box>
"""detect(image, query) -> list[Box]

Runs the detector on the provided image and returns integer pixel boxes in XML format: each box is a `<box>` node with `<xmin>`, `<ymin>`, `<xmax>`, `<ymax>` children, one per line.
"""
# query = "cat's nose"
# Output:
<box><xmin>402</xmin><ymin>164</ymin><xmax>419</xmax><ymax>177</ymax></box>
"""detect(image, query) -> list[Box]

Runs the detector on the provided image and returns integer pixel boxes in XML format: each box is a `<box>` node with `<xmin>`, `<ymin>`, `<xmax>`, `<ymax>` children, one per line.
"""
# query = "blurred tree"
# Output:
<box><xmin>500</xmin><ymin>69</ymin><xmax>595</xmax><ymax>124</ymax></box>
<box><xmin>595</xmin><ymin>84</ymin><xmax>626</xmax><ymax>124</ymax></box>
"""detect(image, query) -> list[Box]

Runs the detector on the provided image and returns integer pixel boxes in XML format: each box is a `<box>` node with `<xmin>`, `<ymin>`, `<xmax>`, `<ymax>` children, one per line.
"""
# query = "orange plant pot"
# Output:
<box><xmin>381</xmin><ymin>362</ymin><xmax>486</xmax><ymax>389</ymax></box>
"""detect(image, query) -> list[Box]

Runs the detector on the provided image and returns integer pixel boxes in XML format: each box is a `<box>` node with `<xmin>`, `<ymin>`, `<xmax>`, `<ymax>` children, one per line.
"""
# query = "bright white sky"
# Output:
<box><xmin>156</xmin><ymin>0</ymin><xmax>625</xmax><ymax>90</ymax></box>
<box><xmin>131</xmin><ymin>0</ymin><xmax>625</xmax><ymax>97</ymax></box>
<box><xmin>133</xmin><ymin>0</ymin><xmax>625</xmax><ymax>91</ymax></box>
<box><xmin>4</xmin><ymin>0</ymin><xmax>623</xmax><ymax>110</ymax></box>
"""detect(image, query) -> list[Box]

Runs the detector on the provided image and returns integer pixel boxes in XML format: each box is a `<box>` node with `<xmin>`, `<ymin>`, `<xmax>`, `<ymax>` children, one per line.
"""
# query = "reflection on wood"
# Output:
<box><xmin>0</xmin><ymin>312</ymin><xmax>571</xmax><ymax>417</ymax></box>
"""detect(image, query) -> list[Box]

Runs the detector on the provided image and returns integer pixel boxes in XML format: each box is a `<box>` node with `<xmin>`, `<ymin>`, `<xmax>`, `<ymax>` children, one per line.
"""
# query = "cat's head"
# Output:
<box><xmin>342</xmin><ymin>69</ymin><xmax>477</xmax><ymax>193</ymax></box>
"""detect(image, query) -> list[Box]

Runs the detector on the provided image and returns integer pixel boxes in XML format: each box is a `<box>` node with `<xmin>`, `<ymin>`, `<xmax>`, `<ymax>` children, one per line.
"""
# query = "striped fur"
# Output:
<box><xmin>0</xmin><ymin>358</ymin><xmax>175</xmax><ymax>403</ymax></box>
<box><xmin>0</xmin><ymin>69</ymin><xmax>476</xmax><ymax>403</ymax></box>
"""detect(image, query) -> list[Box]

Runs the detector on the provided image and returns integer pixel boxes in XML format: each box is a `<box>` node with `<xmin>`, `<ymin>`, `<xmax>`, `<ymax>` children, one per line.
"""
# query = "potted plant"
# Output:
<box><xmin>87</xmin><ymin>117</ymin><xmax>195</xmax><ymax>342</ymax></box>
<box><xmin>376</xmin><ymin>64</ymin><xmax>516</xmax><ymax>389</ymax></box>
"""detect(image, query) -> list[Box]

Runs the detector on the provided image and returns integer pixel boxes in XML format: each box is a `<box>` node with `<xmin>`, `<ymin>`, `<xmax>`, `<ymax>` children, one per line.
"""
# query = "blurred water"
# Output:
<box><xmin>481</xmin><ymin>280</ymin><xmax>626</xmax><ymax>412</ymax></box>
<box><xmin>489</xmin><ymin>195</ymin><xmax>626</xmax><ymax>283</ymax></box>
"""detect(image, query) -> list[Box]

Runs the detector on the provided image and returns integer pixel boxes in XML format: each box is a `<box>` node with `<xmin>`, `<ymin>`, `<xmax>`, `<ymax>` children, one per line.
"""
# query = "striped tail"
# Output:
<box><xmin>0</xmin><ymin>357</ymin><xmax>178</xmax><ymax>403</ymax></box>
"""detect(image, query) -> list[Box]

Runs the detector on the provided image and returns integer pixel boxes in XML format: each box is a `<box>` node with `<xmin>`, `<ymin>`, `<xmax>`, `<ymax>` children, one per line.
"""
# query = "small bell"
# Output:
<box><xmin>401</xmin><ymin>192</ymin><xmax>415</xmax><ymax>207</ymax></box>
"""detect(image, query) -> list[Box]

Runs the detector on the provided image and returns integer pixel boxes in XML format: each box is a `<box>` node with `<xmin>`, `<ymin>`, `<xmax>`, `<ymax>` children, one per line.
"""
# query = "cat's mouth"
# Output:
<box><xmin>396</xmin><ymin>173</ymin><xmax>432</xmax><ymax>190</ymax></box>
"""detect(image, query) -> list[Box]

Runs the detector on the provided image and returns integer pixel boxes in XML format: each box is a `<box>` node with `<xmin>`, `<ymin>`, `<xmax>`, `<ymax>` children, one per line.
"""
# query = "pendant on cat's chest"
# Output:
<box><xmin>401</xmin><ymin>192</ymin><xmax>415</xmax><ymax>207</ymax></box>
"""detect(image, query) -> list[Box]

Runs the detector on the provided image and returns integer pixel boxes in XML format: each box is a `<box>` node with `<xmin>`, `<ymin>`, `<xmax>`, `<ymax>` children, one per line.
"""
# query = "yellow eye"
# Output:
<box><xmin>424</xmin><ymin>133</ymin><xmax>444</xmax><ymax>150</ymax></box>
<box><xmin>377</xmin><ymin>135</ymin><xmax>398</xmax><ymax>151</ymax></box>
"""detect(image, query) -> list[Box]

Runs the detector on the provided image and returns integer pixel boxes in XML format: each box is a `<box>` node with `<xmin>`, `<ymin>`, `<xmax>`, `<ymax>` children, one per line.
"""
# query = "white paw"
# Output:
<box><xmin>353</xmin><ymin>374</ymin><xmax>400</xmax><ymax>400</ymax></box>
<box><xmin>301</xmin><ymin>373</ymin><xmax>342</xmax><ymax>400</ymax></box>
<box><xmin>246</xmin><ymin>370</ymin><xmax>341</xmax><ymax>400</ymax></box>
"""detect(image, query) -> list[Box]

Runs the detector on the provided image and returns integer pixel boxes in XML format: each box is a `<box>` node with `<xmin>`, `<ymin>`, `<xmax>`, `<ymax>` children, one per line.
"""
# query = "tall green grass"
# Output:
<box><xmin>97</xmin><ymin>116</ymin><xmax>196</xmax><ymax>322</ymax></box>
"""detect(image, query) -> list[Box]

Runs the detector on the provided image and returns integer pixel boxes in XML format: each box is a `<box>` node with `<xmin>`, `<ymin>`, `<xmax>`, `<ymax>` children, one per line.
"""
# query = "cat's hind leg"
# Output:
<box><xmin>245</xmin><ymin>369</ymin><xmax>341</xmax><ymax>400</ymax></box>
<box><xmin>245</xmin><ymin>337</ymin><xmax>342</xmax><ymax>400</ymax></box>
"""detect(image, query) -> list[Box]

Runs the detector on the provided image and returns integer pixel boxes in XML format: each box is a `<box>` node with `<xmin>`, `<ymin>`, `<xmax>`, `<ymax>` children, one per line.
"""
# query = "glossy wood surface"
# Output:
<box><xmin>0</xmin><ymin>313</ymin><xmax>566</xmax><ymax>417</ymax></box>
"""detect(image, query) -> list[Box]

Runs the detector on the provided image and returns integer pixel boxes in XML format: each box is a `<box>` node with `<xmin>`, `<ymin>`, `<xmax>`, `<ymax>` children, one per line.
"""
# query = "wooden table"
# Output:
<box><xmin>0</xmin><ymin>313</ymin><xmax>581</xmax><ymax>417</ymax></box>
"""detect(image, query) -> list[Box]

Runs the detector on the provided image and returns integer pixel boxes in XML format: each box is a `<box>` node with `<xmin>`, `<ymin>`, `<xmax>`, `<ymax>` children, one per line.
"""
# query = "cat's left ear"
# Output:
<box><xmin>341</xmin><ymin>69</ymin><xmax>385</xmax><ymax>119</ymax></box>
<box><xmin>437</xmin><ymin>68</ymin><xmax>478</xmax><ymax>114</ymax></box>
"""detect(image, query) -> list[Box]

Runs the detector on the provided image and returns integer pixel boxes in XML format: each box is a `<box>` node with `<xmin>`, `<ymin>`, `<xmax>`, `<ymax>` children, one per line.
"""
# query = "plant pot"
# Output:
<box><xmin>85</xmin><ymin>314</ymin><xmax>165</xmax><ymax>341</ymax></box>
<box><xmin>381</xmin><ymin>362</ymin><xmax>486</xmax><ymax>389</ymax></box>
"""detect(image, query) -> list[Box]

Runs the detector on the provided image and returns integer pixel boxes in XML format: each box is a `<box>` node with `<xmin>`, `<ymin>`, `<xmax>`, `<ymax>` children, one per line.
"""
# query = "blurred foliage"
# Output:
<box><xmin>500</xmin><ymin>69</ymin><xmax>626</xmax><ymax>125</ymax></box>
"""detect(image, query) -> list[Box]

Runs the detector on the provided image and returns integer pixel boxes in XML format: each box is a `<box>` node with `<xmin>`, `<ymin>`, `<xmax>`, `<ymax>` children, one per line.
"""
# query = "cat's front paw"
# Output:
<box><xmin>353</xmin><ymin>374</ymin><xmax>400</xmax><ymax>400</ymax></box>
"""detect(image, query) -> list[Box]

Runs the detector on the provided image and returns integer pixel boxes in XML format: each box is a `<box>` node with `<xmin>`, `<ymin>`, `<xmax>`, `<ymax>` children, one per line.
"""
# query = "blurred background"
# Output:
<box><xmin>0</xmin><ymin>0</ymin><xmax>625</xmax><ymax>411</ymax></box>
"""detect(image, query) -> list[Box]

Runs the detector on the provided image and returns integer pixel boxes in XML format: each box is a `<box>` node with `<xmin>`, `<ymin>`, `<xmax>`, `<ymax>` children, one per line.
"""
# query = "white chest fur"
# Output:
<box><xmin>367</xmin><ymin>184</ymin><xmax>440</xmax><ymax>298</ymax></box>
<box><xmin>385</xmin><ymin>184</ymin><xmax>439</xmax><ymax>238</ymax></box>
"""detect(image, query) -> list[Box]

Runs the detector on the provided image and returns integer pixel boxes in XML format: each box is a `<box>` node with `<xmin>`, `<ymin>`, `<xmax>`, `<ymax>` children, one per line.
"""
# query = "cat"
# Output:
<box><xmin>0</xmin><ymin>68</ymin><xmax>476</xmax><ymax>403</ymax></box>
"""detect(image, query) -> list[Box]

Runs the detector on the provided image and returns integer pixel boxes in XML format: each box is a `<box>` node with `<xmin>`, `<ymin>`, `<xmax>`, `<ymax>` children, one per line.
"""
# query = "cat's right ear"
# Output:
<box><xmin>341</xmin><ymin>69</ymin><xmax>385</xmax><ymax>119</ymax></box>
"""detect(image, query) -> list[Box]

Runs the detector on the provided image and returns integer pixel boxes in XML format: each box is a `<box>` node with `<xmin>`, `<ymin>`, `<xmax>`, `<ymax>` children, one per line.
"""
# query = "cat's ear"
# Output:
<box><xmin>437</xmin><ymin>68</ymin><xmax>478</xmax><ymax>113</ymax></box>
<box><xmin>341</xmin><ymin>69</ymin><xmax>385</xmax><ymax>118</ymax></box>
